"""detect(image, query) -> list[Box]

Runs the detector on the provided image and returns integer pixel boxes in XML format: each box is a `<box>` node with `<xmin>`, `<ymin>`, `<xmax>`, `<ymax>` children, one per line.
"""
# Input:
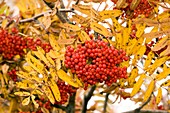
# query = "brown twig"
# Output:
<box><xmin>19</xmin><ymin>9</ymin><xmax>74</xmax><ymax>23</ymax></box>
<box><xmin>81</xmin><ymin>85</ymin><xmax>96</xmax><ymax>113</ymax></box>
<box><xmin>124</xmin><ymin>94</ymin><xmax>152</xmax><ymax>113</ymax></box>
<box><xmin>103</xmin><ymin>93</ymin><xmax>110</xmax><ymax>113</ymax></box>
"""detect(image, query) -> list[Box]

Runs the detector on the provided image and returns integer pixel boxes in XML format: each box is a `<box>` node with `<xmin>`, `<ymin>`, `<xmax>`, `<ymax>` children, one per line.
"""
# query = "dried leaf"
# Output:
<box><xmin>152</xmin><ymin>36</ymin><xmax>168</xmax><ymax>51</ymax></box>
<box><xmin>160</xmin><ymin>45</ymin><xmax>170</xmax><ymax>57</ymax></box>
<box><xmin>57</xmin><ymin>69</ymin><xmax>79</xmax><ymax>87</ymax></box>
<box><xmin>90</xmin><ymin>22</ymin><xmax>112</xmax><ymax>37</ymax></box>
<box><xmin>22</xmin><ymin>96</ymin><xmax>30</xmax><ymax>106</ymax></box>
<box><xmin>57</xmin><ymin>39</ymin><xmax>75</xmax><ymax>45</ymax></box>
<box><xmin>143</xmin><ymin>80</ymin><xmax>155</xmax><ymax>102</ymax></box>
<box><xmin>144</xmin><ymin>51</ymin><xmax>155</xmax><ymax>69</ymax></box>
<box><xmin>99</xmin><ymin>10</ymin><xmax>122</xmax><ymax>20</ymax></box>
<box><xmin>49</xmin><ymin>34</ymin><xmax>61</xmax><ymax>51</ymax></box>
<box><xmin>1</xmin><ymin>64</ymin><xmax>9</xmax><ymax>74</ymax></box>
<box><xmin>48</xmin><ymin>79</ymin><xmax>61</xmax><ymax>101</ymax></box>
<box><xmin>130</xmin><ymin>0</ymin><xmax>141</xmax><ymax>10</ymax></box>
<box><xmin>131</xmin><ymin>74</ymin><xmax>146</xmax><ymax>97</ymax></box>
<box><xmin>14</xmin><ymin>91</ymin><xmax>30</xmax><ymax>96</ymax></box>
<box><xmin>58</xmin><ymin>23</ymin><xmax>81</xmax><ymax>32</ymax></box>
<box><xmin>156</xmin><ymin>87</ymin><xmax>162</xmax><ymax>104</ymax></box>
<box><xmin>42</xmin><ymin>85</ymin><xmax>55</xmax><ymax>104</ymax></box>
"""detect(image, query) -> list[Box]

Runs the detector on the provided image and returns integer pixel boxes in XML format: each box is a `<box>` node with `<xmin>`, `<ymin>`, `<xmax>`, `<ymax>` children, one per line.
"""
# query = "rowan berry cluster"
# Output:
<box><xmin>65</xmin><ymin>40</ymin><xmax>129</xmax><ymax>89</ymax></box>
<box><xmin>112</xmin><ymin>0</ymin><xmax>155</xmax><ymax>18</ymax></box>
<box><xmin>55</xmin><ymin>80</ymin><xmax>77</xmax><ymax>104</ymax></box>
<box><xmin>8</xmin><ymin>68</ymin><xmax>17</xmax><ymax>82</ymax></box>
<box><xmin>0</xmin><ymin>28</ymin><xmax>52</xmax><ymax>60</ymax></box>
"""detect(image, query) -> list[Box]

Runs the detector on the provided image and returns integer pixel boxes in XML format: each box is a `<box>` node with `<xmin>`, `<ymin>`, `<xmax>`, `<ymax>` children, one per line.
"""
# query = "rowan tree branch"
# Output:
<box><xmin>103</xmin><ymin>93</ymin><xmax>110</xmax><ymax>113</ymax></box>
<box><xmin>124</xmin><ymin>95</ymin><xmax>152</xmax><ymax>113</ymax></box>
<box><xmin>66</xmin><ymin>93</ymin><xmax>76</xmax><ymax>113</ymax></box>
<box><xmin>75</xmin><ymin>0</ymin><xmax>80</xmax><ymax>5</ymax></box>
<box><xmin>81</xmin><ymin>85</ymin><xmax>96</xmax><ymax>113</ymax></box>
<box><xmin>42</xmin><ymin>0</ymin><xmax>71</xmax><ymax>23</ymax></box>
<box><xmin>19</xmin><ymin>9</ymin><xmax>74</xmax><ymax>23</ymax></box>
<box><xmin>123</xmin><ymin>110</ymin><xmax>168</xmax><ymax>113</ymax></box>
<box><xmin>52</xmin><ymin>104</ymin><xmax>66</xmax><ymax>111</ymax></box>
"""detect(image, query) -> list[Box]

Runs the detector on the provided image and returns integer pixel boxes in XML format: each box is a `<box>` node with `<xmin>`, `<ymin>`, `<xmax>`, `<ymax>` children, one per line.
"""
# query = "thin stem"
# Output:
<box><xmin>19</xmin><ymin>9</ymin><xmax>73</xmax><ymax>23</ymax></box>
<box><xmin>103</xmin><ymin>93</ymin><xmax>110</xmax><ymax>113</ymax></box>
<box><xmin>81</xmin><ymin>85</ymin><xmax>96</xmax><ymax>113</ymax></box>
<box><xmin>66</xmin><ymin>93</ymin><xmax>76</xmax><ymax>113</ymax></box>
<box><xmin>134</xmin><ymin>94</ymin><xmax>152</xmax><ymax>113</ymax></box>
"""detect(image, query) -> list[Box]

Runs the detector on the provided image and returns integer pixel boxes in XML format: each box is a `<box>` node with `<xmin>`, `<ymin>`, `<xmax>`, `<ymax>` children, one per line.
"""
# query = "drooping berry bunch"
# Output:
<box><xmin>65</xmin><ymin>40</ymin><xmax>129</xmax><ymax>89</ymax></box>
<box><xmin>35</xmin><ymin>98</ymin><xmax>51</xmax><ymax>113</ymax></box>
<box><xmin>54</xmin><ymin>80</ymin><xmax>77</xmax><ymax>105</ymax></box>
<box><xmin>112</xmin><ymin>0</ymin><xmax>156</xmax><ymax>18</ymax></box>
<box><xmin>0</xmin><ymin>28</ymin><xmax>52</xmax><ymax>60</ymax></box>
<box><xmin>0</xmin><ymin>28</ymin><xmax>27</xmax><ymax>59</ymax></box>
<box><xmin>8</xmin><ymin>68</ymin><xmax>17</xmax><ymax>82</ymax></box>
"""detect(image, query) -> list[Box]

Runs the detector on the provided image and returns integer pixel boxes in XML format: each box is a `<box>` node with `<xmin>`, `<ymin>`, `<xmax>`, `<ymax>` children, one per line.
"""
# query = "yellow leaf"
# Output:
<box><xmin>1</xmin><ymin>19</ymin><xmax>8</xmax><ymax>29</ymax></box>
<box><xmin>78</xmin><ymin>30</ymin><xmax>91</xmax><ymax>42</ymax></box>
<box><xmin>155</xmin><ymin>64</ymin><xmax>170</xmax><ymax>80</ymax></box>
<box><xmin>136</xmin><ymin>24</ymin><xmax>146</xmax><ymax>38</ymax></box>
<box><xmin>57</xmin><ymin>69</ymin><xmax>79</xmax><ymax>87</ymax></box>
<box><xmin>22</xmin><ymin>96</ymin><xmax>30</xmax><ymax>106</ymax></box>
<box><xmin>59</xmin><ymin>23</ymin><xmax>81</xmax><ymax>32</ymax></box>
<box><xmin>0</xmin><ymin>73</ymin><xmax>5</xmax><ymax>88</ymax></box>
<box><xmin>144</xmin><ymin>30</ymin><xmax>170</xmax><ymax>43</ymax></box>
<box><xmin>125</xmin><ymin>38</ymin><xmax>137</xmax><ymax>55</ymax></box>
<box><xmin>42</xmin><ymin>85</ymin><xmax>55</xmax><ymax>104</ymax></box>
<box><xmin>22</xmin><ymin>65</ymin><xmax>33</xmax><ymax>72</ymax></box>
<box><xmin>115</xmin><ymin>33</ymin><xmax>123</xmax><ymax>49</ymax></box>
<box><xmin>48</xmin><ymin>79</ymin><xmax>61</xmax><ymax>101</ymax></box>
<box><xmin>132</xmin><ymin>45</ymin><xmax>146</xmax><ymax>65</ymax></box>
<box><xmin>122</xmin><ymin>28</ymin><xmax>130</xmax><ymax>50</ymax></box>
<box><xmin>57</xmin><ymin>39</ymin><xmax>75</xmax><ymax>45</ymax></box>
<box><xmin>156</xmin><ymin>87</ymin><xmax>162</xmax><ymax>104</ymax></box>
<box><xmin>55</xmin><ymin>59</ymin><xmax>61</xmax><ymax>70</ymax></box>
<box><xmin>46</xmin><ymin>54</ymin><xmax>55</xmax><ymax>67</ymax></box>
<box><xmin>130</xmin><ymin>0</ymin><xmax>141</xmax><ymax>10</ymax></box>
<box><xmin>31</xmin><ymin>95</ymin><xmax>39</xmax><ymax>108</ymax></box>
<box><xmin>41</xmin><ymin>107</ymin><xmax>50</xmax><ymax>113</ymax></box>
<box><xmin>16</xmin><ymin>71</ymin><xmax>30</xmax><ymax>79</ymax></box>
<box><xmin>72</xmin><ymin>4</ymin><xmax>99</xmax><ymax>18</ymax></box>
<box><xmin>14</xmin><ymin>91</ymin><xmax>30</xmax><ymax>96</ymax></box>
<box><xmin>112</xmin><ymin>18</ymin><xmax>122</xmax><ymax>31</ymax></box>
<box><xmin>146</xmin><ymin>56</ymin><xmax>169</xmax><ymax>74</ymax></box>
<box><xmin>74</xmin><ymin>74</ymin><xmax>83</xmax><ymax>87</ymax></box>
<box><xmin>41</xmin><ymin>15</ymin><xmax>51</xmax><ymax>30</ymax></box>
<box><xmin>49</xmin><ymin>68</ymin><xmax>58</xmax><ymax>80</ymax></box>
<box><xmin>33</xmin><ymin>47</ymin><xmax>51</xmax><ymax>67</ymax></box>
<box><xmin>47</xmin><ymin>50</ymin><xmax>60</xmax><ymax>59</ymax></box>
<box><xmin>49</xmin><ymin>34</ymin><xmax>60</xmax><ymax>51</ymax></box>
<box><xmin>59</xmin><ymin>29</ymin><xmax>67</xmax><ymax>39</ymax></box>
<box><xmin>152</xmin><ymin>36</ymin><xmax>168</xmax><ymax>51</ymax></box>
<box><xmin>144</xmin><ymin>51</ymin><xmax>155</xmax><ymax>70</ymax></box>
<box><xmin>143</xmin><ymin>80</ymin><xmax>155</xmax><ymax>102</ymax></box>
<box><xmin>131</xmin><ymin>37</ymin><xmax>144</xmax><ymax>55</ymax></box>
<box><xmin>131</xmin><ymin>74</ymin><xmax>146</xmax><ymax>97</ymax></box>
<box><xmin>90</xmin><ymin>22</ymin><xmax>112</xmax><ymax>37</ymax></box>
<box><xmin>1</xmin><ymin>64</ymin><xmax>9</xmax><ymax>74</ymax></box>
<box><xmin>116</xmin><ymin>0</ymin><xmax>127</xmax><ymax>9</ymax></box>
<box><xmin>128</xmin><ymin>67</ymin><xmax>138</xmax><ymax>86</ymax></box>
<box><xmin>26</xmin><ymin>52</ymin><xmax>45</xmax><ymax>74</ymax></box>
<box><xmin>161</xmin><ymin>79</ymin><xmax>170</xmax><ymax>87</ymax></box>
<box><xmin>99</xmin><ymin>10</ymin><xmax>122</xmax><ymax>20</ymax></box>
<box><xmin>160</xmin><ymin>45</ymin><xmax>170</xmax><ymax>57</ymax></box>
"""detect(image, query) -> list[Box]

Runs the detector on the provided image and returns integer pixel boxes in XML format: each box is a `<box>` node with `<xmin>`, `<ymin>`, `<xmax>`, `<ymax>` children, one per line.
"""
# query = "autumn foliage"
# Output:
<box><xmin>0</xmin><ymin>0</ymin><xmax>170</xmax><ymax>113</ymax></box>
